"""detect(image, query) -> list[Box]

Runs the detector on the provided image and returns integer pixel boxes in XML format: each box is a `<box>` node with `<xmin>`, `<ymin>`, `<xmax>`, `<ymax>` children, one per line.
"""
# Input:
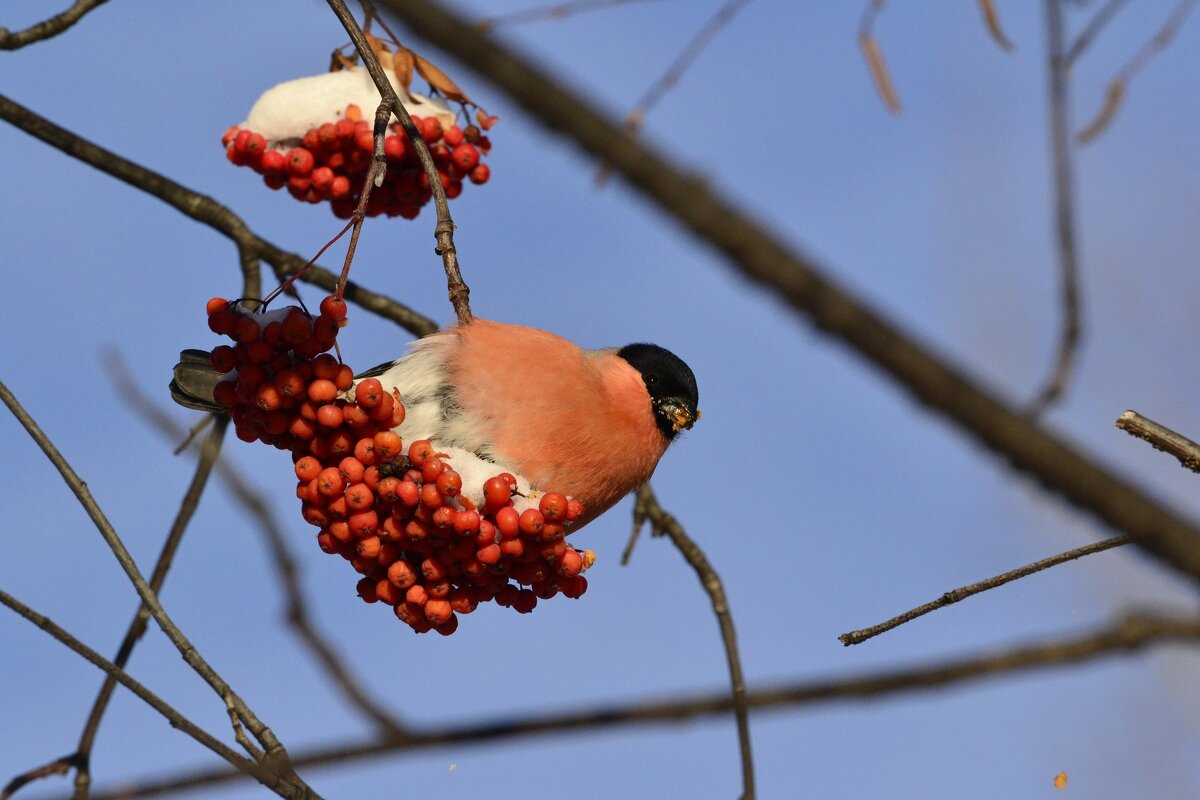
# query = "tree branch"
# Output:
<box><xmin>0</xmin><ymin>380</ymin><xmax>317</xmax><ymax>798</ymax></box>
<box><xmin>628</xmin><ymin>485</ymin><xmax>755</xmax><ymax>800</ymax></box>
<box><xmin>0</xmin><ymin>92</ymin><xmax>435</xmax><ymax>337</ymax></box>
<box><xmin>0</xmin><ymin>589</ymin><xmax>298</xmax><ymax>798</ymax></box>
<box><xmin>67</xmin><ymin>416</ymin><xmax>230</xmax><ymax>800</ymax></box>
<box><xmin>839</xmin><ymin>536</ymin><xmax>1129</xmax><ymax>646</ymax></box>
<box><xmin>1116</xmin><ymin>410</ymin><xmax>1200</xmax><ymax>474</ymax></box>
<box><xmin>331</xmin><ymin>0</ymin><xmax>473</xmax><ymax>325</ymax></box>
<box><xmin>372</xmin><ymin>0</ymin><xmax>1200</xmax><ymax>582</ymax></box>
<box><xmin>0</xmin><ymin>0</ymin><xmax>109</xmax><ymax>50</ymax></box>
<box><xmin>1027</xmin><ymin>0</ymin><xmax>1083</xmax><ymax>417</ymax></box>
<box><xmin>1065</xmin><ymin>0</ymin><xmax>1129</xmax><ymax>65</ymax></box>
<box><xmin>72</xmin><ymin>612</ymin><xmax>1200</xmax><ymax>800</ymax></box>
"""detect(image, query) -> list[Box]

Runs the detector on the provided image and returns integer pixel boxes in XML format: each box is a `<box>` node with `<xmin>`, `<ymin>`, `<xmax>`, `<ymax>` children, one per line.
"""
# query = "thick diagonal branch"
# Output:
<box><xmin>373</xmin><ymin>0</ymin><xmax>1200</xmax><ymax>581</ymax></box>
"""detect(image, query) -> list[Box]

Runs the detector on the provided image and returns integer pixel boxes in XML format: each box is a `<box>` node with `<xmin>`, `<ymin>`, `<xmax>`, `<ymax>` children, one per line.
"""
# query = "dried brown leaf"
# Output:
<box><xmin>977</xmin><ymin>0</ymin><xmax>1014</xmax><ymax>51</ymax></box>
<box><xmin>393</xmin><ymin>46</ymin><xmax>416</xmax><ymax>95</ymax></box>
<box><xmin>414</xmin><ymin>53</ymin><xmax>473</xmax><ymax>104</ymax></box>
<box><xmin>859</xmin><ymin>34</ymin><xmax>901</xmax><ymax>114</ymax></box>
<box><xmin>1077</xmin><ymin>80</ymin><xmax>1126</xmax><ymax>144</ymax></box>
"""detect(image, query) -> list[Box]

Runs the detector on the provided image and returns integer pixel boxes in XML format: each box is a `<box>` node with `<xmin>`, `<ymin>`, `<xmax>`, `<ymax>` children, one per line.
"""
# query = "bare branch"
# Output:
<box><xmin>857</xmin><ymin>0</ymin><xmax>901</xmax><ymax>113</ymax></box>
<box><xmin>76</xmin><ymin>613</ymin><xmax>1200</xmax><ymax>800</ymax></box>
<box><xmin>1065</xmin><ymin>0</ymin><xmax>1129</xmax><ymax>65</ymax></box>
<box><xmin>476</xmin><ymin>0</ymin><xmax>662</xmax><ymax>31</ymax></box>
<box><xmin>0</xmin><ymin>92</ymin><xmax>436</xmax><ymax>337</ymax></box>
<box><xmin>1027</xmin><ymin>0</ymin><xmax>1083</xmax><ymax>418</ymax></box>
<box><xmin>0</xmin><ymin>0</ymin><xmax>109</xmax><ymax>50</ymax></box>
<box><xmin>103</xmin><ymin>353</ymin><xmax>411</xmax><ymax>739</ymax></box>
<box><xmin>373</xmin><ymin>0</ymin><xmax>1200</xmax><ymax>580</ymax></box>
<box><xmin>629</xmin><ymin>485</ymin><xmax>755</xmax><ymax>800</ymax></box>
<box><xmin>1076</xmin><ymin>0</ymin><xmax>1198</xmax><ymax>144</ymax></box>
<box><xmin>839</xmin><ymin>536</ymin><xmax>1129</xmax><ymax>646</ymax></box>
<box><xmin>0</xmin><ymin>380</ymin><xmax>316</xmax><ymax>797</ymax></box>
<box><xmin>332</xmin><ymin>0</ymin><xmax>473</xmax><ymax>325</ymax></box>
<box><xmin>69</xmin><ymin>411</ymin><xmax>230</xmax><ymax>800</ymax></box>
<box><xmin>976</xmin><ymin>0</ymin><xmax>1014</xmax><ymax>51</ymax></box>
<box><xmin>1116</xmin><ymin>410</ymin><xmax>1200</xmax><ymax>474</ymax></box>
<box><xmin>0</xmin><ymin>589</ymin><xmax>297</xmax><ymax>797</ymax></box>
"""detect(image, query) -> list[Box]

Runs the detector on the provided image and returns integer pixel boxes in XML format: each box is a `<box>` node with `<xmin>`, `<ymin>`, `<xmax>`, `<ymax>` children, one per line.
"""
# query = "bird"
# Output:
<box><xmin>171</xmin><ymin>318</ymin><xmax>699</xmax><ymax>528</ymax></box>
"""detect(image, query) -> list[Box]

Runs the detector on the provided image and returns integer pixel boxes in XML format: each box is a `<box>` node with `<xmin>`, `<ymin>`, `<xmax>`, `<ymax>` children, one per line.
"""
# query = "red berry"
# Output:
<box><xmin>311</xmin><ymin>166</ymin><xmax>334</xmax><ymax>191</ymax></box>
<box><xmin>469</xmin><ymin>164</ymin><xmax>491</xmax><ymax>185</ymax></box>
<box><xmin>539</xmin><ymin>492</ymin><xmax>568</xmax><ymax>521</ymax></box>
<box><xmin>424</xmin><ymin>599</ymin><xmax>452</xmax><ymax>625</ymax></box>
<box><xmin>317</xmin><ymin>467</ymin><xmax>345</xmax><ymax>497</ymax></box>
<box><xmin>356</xmin><ymin>576</ymin><xmax>379</xmax><ymax>603</ymax></box>
<box><xmin>307</xmin><ymin>379</ymin><xmax>338</xmax><ymax>403</ymax></box>
<box><xmin>320</xmin><ymin>295</ymin><xmax>348</xmax><ymax>322</ymax></box>
<box><xmin>316</xmin><ymin>404</ymin><xmax>344</xmax><ymax>428</ymax></box>
<box><xmin>387</xmin><ymin>560</ymin><xmax>417</xmax><ymax>589</ymax></box>
<box><xmin>286</xmin><ymin>147</ymin><xmax>315</xmax><ymax>177</ymax></box>
<box><xmin>451</xmin><ymin>144</ymin><xmax>479</xmax><ymax>172</ymax></box>
<box><xmin>483</xmin><ymin>476</ymin><xmax>511</xmax><ymax>507</ymax></box>
<box><xmin>355</xmin><ymin>378</ymin><xmax>384</xmax><ymax>408</ymax></box>
<box><xmin>443</xmin><ymin>126</ymin><xmax>464</xmax><ymax>147</ymax></box>
<box><xmin>518</xmin><ymin>508</ymin><xmax>545</xmax><ymax>537</ymax></box>
<box><xmin>373</xmin><ymin>431</ymin><xmax>404</xmax><ymax>460</ymax></box>
<box><xmin>495</xmin><ymin>507</ymin><xmax>520</xmax><ymax>539</ymax></box>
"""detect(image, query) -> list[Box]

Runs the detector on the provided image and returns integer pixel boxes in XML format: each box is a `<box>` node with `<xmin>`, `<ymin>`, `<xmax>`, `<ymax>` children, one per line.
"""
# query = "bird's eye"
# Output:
<box><xmin>646</xmin><ymin>374</ymin><xmax>659</xmax><ymax>386</ymax></box>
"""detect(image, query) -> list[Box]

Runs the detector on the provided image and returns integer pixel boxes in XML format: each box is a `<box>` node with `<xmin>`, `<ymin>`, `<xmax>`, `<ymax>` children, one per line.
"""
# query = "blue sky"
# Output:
<box><xmin>3</xmin><ymin>1</ymin><xmax>1199</xmax><ymax>798</ymax></box>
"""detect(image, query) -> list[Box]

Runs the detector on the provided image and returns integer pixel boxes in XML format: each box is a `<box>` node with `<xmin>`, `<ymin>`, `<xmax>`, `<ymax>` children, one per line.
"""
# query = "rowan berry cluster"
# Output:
<box><xmin>205</xmin><ymin>295</ymin><xmax>590</xmax><ymax>635</ymax></box>
<box><xmin>223</xmin><ymin>104</ymin><xmax>491</xmax><ymax>220</ymax></box>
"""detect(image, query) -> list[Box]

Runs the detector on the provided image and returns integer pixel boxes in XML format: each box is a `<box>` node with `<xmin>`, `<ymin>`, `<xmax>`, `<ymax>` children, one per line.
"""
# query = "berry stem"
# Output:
<box><xmin>263</xmin><ymin>218</ymin><xmax>357</xmax><ymax>308</ymax></box>
<box><xmin>332</xmin><ymin>104</ymin><xmax>392</xmax><ymax>304</ymax></box>
<box><xmin>327</xmin><ymin>0</ymin><xmax>474</xmax><ymax>326</ymax></box>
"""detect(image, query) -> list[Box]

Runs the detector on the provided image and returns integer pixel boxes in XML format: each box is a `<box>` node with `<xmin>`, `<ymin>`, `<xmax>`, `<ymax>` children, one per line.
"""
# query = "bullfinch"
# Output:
<box><xmin>172</xmin><ymin>319</ymin><xmax>699</xmax><ymax>528</ymax></box>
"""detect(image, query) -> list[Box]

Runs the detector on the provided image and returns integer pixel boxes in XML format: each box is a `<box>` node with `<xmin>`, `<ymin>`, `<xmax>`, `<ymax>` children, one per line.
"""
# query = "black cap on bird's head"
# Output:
<box><xmin>617</xmin><ymin>343</ymin><xmax>700</xmax><ymax>441</ymax></box>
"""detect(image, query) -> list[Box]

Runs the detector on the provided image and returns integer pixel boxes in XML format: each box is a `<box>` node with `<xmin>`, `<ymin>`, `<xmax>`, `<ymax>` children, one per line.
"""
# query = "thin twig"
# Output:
<box><xmin>103</xmin><ymin>353</ymin><xmax>411</xmax><ymax>738</ymax></box>
<box><xmin>374</xmin><ymin>0</ymin><xmax>1200</xmax><ymax>580</ymax></box>
<box><xmin>1027</xmin><ymin>0</ymin><xmax>1083</xmax><ymax>418</ymax></box>
<box><xmin>0</xmin><ymin>380</ymin><xmax>317</xmax><ymax>798</ymax></box>
<box><xmin>0</xmin><ymin>0</ymin><xmax>109</xmax><ymax>50</ymax></box>
<box><xmin>0</xmin><ymin>92</ymin><xmax>436</xmax><ymax>337</ymax></box>
<box><xmin>69</xmin><ymin>413</ymin><xmax>230</xmax><ymax>800</ymax></box>
<box><xmin>1076</xmin><ymin>0</ymin><xmax>1198</xmax><ymax>144</ymax></box>
<box><xmin>629</xmin><ymin>485</ymin><xmax>755</xmax><ymax>800</ymax></box>
<box><xmin>0</xmin><ymin>589</ymin><xmax>296</xmax><ymax>797</ymax></box>
<box><xmin>332</xmin><ymin>0</ymin><xmax>473</xmax><ymax>325</ymax></box>
<box><xmin>2</xmin><ymin>756</ymin><xmax>82</xmax><ymax>800</ymax></box>
<box><xmin>976</xmin><ymin>0</ymin><xmax>1014</xmax><ymax>51</ymax></box>
<box><xmin>475</xmin><ymin>0</ymin><xmax>661</xmax><ymax>31</ymax></box>
<box><xmin>858</xmin><ymin>0</ymin><xmax>901</xmax><ymax>113</ymax></box>
<box><xmin>597</xmin><ymin>0</ymin><xmax>753</xmax><ymax>184</ymax></box>
<box><xmin>74</xmin><ymin>612</ymin><xmax>1200</xmax><ymax>800</ymax></box>
<box><xmin>1065</xmin><ymin>0</ymin><xmax>1129</xmax><ymax>65</ymax></box>
<box><xmin>1116</xmin><ymin>410</ymin><xmax>1200</xmax><ymax>474</ymax></box>
<box><xmin>839</xmin><ymin>536</ymin><xmax>1129</xmax><ymax>646</ymax></box>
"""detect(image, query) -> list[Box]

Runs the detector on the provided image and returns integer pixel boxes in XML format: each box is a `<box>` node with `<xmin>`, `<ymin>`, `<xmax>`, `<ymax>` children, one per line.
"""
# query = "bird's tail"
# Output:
<box><xmin>169</xmin><ymin>349</ymin><xmax>223</xmax><ymax>413</ymax></box>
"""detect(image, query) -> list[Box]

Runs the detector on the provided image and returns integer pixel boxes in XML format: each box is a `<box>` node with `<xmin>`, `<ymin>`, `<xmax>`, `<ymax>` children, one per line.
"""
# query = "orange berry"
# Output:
<box><xmin>307</xmin><ymin>379</ymin><xmax>337</xmax><ymax>403</ymax></box>
<box><xmin>343</xmin><ymin>403</ymin><xmax>372</xmax><ymax>429</ymax></box>
<box><xmin>375</xmin><ymin>578</ymin><xmax>402</xmax><ymax>606</ymax></box>
<box><xmin>499</xmin><ymin>538</ymin><xmax>524</xmax><ymax>558</ymax></box>
<box><xmin>539</xmin><ymin>492</ymin><xmax>568</xmax><ymax>521</ymax></box>
<box><xmin>338</xmin><ymin>456</ymin><xmax>365</xmax><ymax>484</ymax></box>
<box><xmin>565</xmin><ymin>498</ymin><xmax>584</xmax><ymax>521</ymax></box>
<box><xmin>353</xmin><ymin>436</ymin><xmax>378</xmax><ymax>465</ymax></box>
<box><xmin>558</xmin><ymin>548</ymin><xmax>584</xmax><ymax>577</ymax></box>
<box><xmin>421</xmin><ymin>557</ymin><xmax>447</xmax><ymax>582</ymax></box>
<box><xmin>316</xmin><ymin>467</ymin><xmax>345</xmax><ymax>497</ymax></box>
<box><xmin>408</xmin><ymin>440</ymin><xmax>434</xmax><ymax>468</ymax></box>
<box><xmin>518</xmin><ymin>508</ymin><xmax>545</xmax><ymax>537</ymax></box>
<box><xmin>495</xmin><ymin>507</ymin><xmax>520</xmax><ymax>539</ymax></box>
<box><xmin>334</xmin><ymin>364</ymin><xmax>354</xmax><ymax>391</ymax></box>
<box><xmin>356</xmin><ymin>535</ymin><xmax>382</xmax><ymax>559</ymax></box>
<box><xmin>345</xmin><ymin>483</ymin><xmax>374</xmax><ymax>511</ymax></box>
<box><xmin>476</xmin><ymin>543</ymin><xmax>501</xmax><ymax>565</ymax></box>
<box><xmin>387</xmin><ymin>560</ymin><xmax>417</xmax><ymax>589</ymax></box>
<box><xmin>424</xmin><ymin>599</ymin><xmax>452</xmax><ymax>625</ymax></box>
<box><xmin>328</xmin><ymin>430</ymin><xmax>355</xmax><ymax>457</ymax></box>
<box><xmin>373</xmin><ymin>431</ymin><xmax>403</xmax><ymax>460</ymax></box>
<box><xmin>348</xmin><ymin>509</ymin><xmax>379</xmax><ymax>537</ymax></box>
<box><xmin>316</xmin><ymin>403</ymin><xmax>344</xmax><ymax>428</ymax></box>
<box><xmin>206</xmin><ymin>297</ymin><xmax>228</xmax><ymax>315</ymax></box>
<box><xmin>435</xmin><ymin>471</ymin><xmax>462</xmax><ymax>497</ymax></box>
<box><xmin>483</xmin><ymin>476</ymin><xmax>511</xmax><ymax>507</ymax></box>
<box><xmin>355</xmin><ymin>378</ymin><xmax>385</xmax><ymax>408</ymax></box>
<box><xmin>406</xmin><ymin>584</ymin><xmax>428</xmax><ymax>605</ymax></box>
<box><xmin>420</xmin><ymin>483</ymin><xmax>443</xmax><ymax>509</ymax></box>
<box><xmin>294</xmin><ymin>456</ymin><xmax>322</xmax><ymax>482</ymax></box>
